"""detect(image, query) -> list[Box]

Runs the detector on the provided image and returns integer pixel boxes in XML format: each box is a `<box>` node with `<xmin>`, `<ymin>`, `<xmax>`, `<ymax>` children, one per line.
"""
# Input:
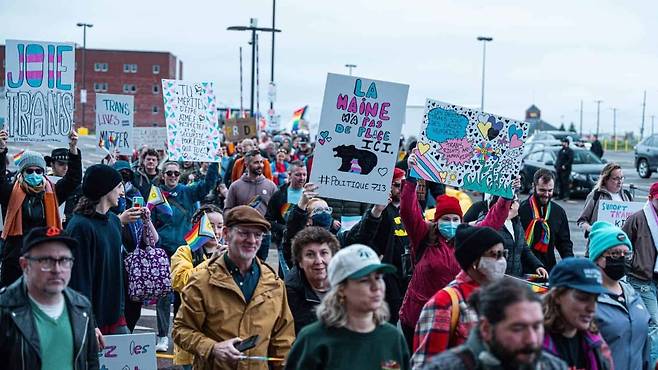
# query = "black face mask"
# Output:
<box><xmin>604</xmin><ymin>256</ymin><xmax>626</xmax><ymax>281</ymax></box>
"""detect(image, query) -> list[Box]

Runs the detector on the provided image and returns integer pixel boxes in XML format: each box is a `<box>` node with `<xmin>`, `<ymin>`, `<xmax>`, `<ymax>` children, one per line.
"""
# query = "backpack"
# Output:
<box><xmin>401</xmin><ymin>234</ymin><xmax>430</xmax><ymax>282</ymax></box>
<box><xmin>124</xmin><ymin>221</ymin><xmax>172</xmax><ymax>301</ymax></box>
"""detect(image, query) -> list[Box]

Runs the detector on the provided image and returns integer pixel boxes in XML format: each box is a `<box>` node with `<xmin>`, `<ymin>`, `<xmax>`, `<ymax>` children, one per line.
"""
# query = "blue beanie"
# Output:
<box><xmin>588</xmin><ymin>221</ymin><xmax>633</xmax><ymax>261</ymax></box>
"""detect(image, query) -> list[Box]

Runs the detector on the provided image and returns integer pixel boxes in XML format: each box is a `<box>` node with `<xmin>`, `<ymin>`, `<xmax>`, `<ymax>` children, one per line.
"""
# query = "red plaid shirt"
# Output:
<box><xmin>411</xmin><ymin>271</ymin><xmax>480</xmax><ymax>369</ymax></box>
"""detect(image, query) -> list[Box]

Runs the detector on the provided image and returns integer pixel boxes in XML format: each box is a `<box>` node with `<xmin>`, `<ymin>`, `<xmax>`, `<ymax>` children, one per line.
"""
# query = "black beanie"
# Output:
<box><xmin>82</xmin><ymin>164</ymin><xmax>122</xmax><ymax>201</ymax></box>
<box><xmin>454</xmin><ymin>224</ymin><xmax>504</xmax><ymax>271</ymax></box>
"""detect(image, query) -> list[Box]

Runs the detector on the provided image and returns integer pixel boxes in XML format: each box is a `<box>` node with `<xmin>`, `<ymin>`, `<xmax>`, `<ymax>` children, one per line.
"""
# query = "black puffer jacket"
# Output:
<box><xmin>0</xmin><ymin>277</ymin><xmax>99</xmax><ymax>370</ymax></box>
<box><xmin>284</xmin><ymin>266</ymin><xmax>321</xmax><ymax>334</ymax></box>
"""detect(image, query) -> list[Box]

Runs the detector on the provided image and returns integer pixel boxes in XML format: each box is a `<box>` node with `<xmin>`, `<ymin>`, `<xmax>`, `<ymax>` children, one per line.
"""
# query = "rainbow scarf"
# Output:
<box><xmin>524</xmin><ymin>195</ymin><xmax>551</xmax><ymax>253</ymax></box>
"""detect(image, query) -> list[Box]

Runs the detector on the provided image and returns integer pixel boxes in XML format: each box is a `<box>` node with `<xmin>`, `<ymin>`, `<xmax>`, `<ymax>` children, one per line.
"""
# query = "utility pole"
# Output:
<box><xmin>612</xmin><ymin>107</ymin><xmax>617</xmax><ymax>151</ymax></box>
<box><xmin>595</xmin><ymin>100</ymin><xmax>603</xmax><ymax>137</ymax></box>
<box><xmin>652</xmin><ymin>115</ymin><xmax>655</xmax><ymax>136</ymax></box>
<box><xmin>641</xmin><ymin>90</ymin><xmax>647</xmax><ymax>140</ymax></box>
<box><xmin>477</xmin><ymin>36</ymin><xmax>493</xmax><ymax>111</ymax></box>
<box><xmin>345</xmin><ymin>64</ymin><xmax>357</xmax><ymax>76</ymax></box>
<box><xmin>239</xmin><ymin>47</ymin><xmax>244</xmax><ymax>115</ymax></box>
<box><xmin>579</xmin><ymin>100</ymin><xmax>583</xmax><ymax>137</ymax></box>
<box><xmin>76</xmin><ymin>22</ymin><xmax>93</xmax><ymax>129</ymax></box>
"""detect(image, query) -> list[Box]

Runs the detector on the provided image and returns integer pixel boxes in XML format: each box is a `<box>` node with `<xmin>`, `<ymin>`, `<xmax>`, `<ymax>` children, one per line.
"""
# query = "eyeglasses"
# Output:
<box><xmin>25</xmin><ymin>256</ymin><xmax>74</xmax><ymax>271</ymax></box>
<box><xmin>233</xmin><ymin>227</ymin><xmax>264</xmax><ymax>240</ymax></box>
<box><xmin>165</xmin><ymin>171</ymin><xmax>181</xmax><ymax>177</ymax></box>
<box><xmin>604</xmin><ymin>250</ymin><xmax>633</xmax><ymax>262</ymax></box>
<box><xmin>483</xmin><ymin>249</ymin><xmax>508</xmax><ymax>260</ymax></box>
<box><xmin>610</xmin><ymin>176</ymin><xmax>625</xmax><ymax>182</ymax></box>
<box><xmin>24</xmin><ymin>168</ymin><xmax>44</xmax><ymax>175</ymax></box>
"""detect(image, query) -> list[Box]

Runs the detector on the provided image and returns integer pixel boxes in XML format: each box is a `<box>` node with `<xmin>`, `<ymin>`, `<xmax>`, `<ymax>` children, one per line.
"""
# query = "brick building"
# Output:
<box><xmin>0</xmin><ymin>44</ymin><xmax>182</xmax><ymax>131</ymax></box>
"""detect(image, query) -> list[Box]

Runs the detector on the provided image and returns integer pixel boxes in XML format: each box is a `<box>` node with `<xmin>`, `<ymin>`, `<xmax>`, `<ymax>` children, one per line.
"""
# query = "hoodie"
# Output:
<box><xmin>224</xmin><ymin>173</ymin><xmax>278</xmax><ymax>215</ymax></box>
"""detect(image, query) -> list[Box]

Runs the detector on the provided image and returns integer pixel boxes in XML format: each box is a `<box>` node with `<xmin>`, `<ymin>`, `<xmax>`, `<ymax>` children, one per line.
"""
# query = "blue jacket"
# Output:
<box><xmin>153</xmin><ymin>162</ymin><xmax>218</xmax><ymax>254</ymax></box>
<box><xmin>595</xmin><ymin>280</ymin><xmax>651</xmax><ymax>370</ymax></box>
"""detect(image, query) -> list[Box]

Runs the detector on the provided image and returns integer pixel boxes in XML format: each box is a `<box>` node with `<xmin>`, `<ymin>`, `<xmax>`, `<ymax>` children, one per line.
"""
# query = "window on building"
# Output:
<box><xmin>123</xmin><ymin>84</ymin><xmax>137</xmax><ymax>94</ymax></box>
<box><xmin>153</xmin><ymin>64</ymin><xmax>160</xmax><ymax>74</ymax></box>
<box><xmin>94</xmin><ymin>63</ymin><xmax>109</xmax><ymax>72</ymax></box>
<box><xmin>93</xmin><ymin>82</ymin><xmax>108</xmax><ymax>92</ymax></box>
<box><xmin>131</xmin><ymin>64</ymin><xmax>138</xmax><ymax>73</ymax></box>
<box><xmin>152</xmin><ymin>84</ymin><xmax>160</xmax><ymax>94</ymax></box>
<box><xmin>123</xmin><ymin>64</ymin><xmax>138</xmax><ymax>73</ymax></box>
<box><xmin>152</xmin><ymin>106</ymin><xmax>159</xmax><ymax>114</ymax></box>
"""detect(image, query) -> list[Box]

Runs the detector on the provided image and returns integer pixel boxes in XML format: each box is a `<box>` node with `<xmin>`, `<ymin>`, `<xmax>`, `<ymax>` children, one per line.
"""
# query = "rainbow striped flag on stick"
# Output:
<box><xmin>13</xmin><ymin>150</ymin><xmax>25</xmax><ymax>166</ymax></box>
<box><xmin>289</xmin><ymin>106</ymin><xmax>307</xmax><ymax>133</ymax></box>
<box><xmin>147</xmin><ymin>185</ymin><xmax>173</xmax><ymax>216</ymax></box>
<box><xmin>184</xmin><ymin>213</ymin><xmax>216</xmax><ymax>251</ymax></box>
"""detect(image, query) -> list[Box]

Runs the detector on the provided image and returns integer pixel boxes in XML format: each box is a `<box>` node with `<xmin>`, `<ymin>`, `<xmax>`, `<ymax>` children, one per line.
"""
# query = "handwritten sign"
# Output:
<box><xmin>597</xmin><ymin>200</ymin><xmax>643</xmax><ymax>228</ymax></box>
<box><xmin>98</xmin><ymin>333</ymin><xmax>156</xmax><ymax>370</ymax></box>
<box><xmin>310</xmin><ymin>73</ymin><xmax>409</xmax><ymax>204</ymax></box>
<box><xmin>162</xmin><ymin>79</ymin><xmax>221</xmax><ymax>162</ymax></box>
<box><xmin>224</xmin><ymin>117</ymin><xmax>257</xmax><ymax>142</ymax></box>
<box><xmin>4</xmin><ymin>39</ymin><xmax>75</xmax><ymax>143</ymax></box>
<box><xmin>410</xmin><ymin>100</ymin><xmax>529</xmax><ymax>198</ymax></box>
<box><xmin>133</xmin><ymin>127</ymin><xmax>167</xmax><ymax>151</ymax></box>
<box><xmin>95</xmin><ymin>93</ymin><xmax>134</xmax><ymax>154</ymax></box>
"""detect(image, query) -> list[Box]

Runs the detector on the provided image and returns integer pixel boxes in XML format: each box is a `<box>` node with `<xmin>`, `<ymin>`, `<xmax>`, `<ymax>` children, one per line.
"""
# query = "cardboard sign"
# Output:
<box><xmin>224</xmin><ymin>117</ymin><xmax>257</xmax><ymax>142</ymax></box>
<box><xmin>310</xmin><ymin>73</ymin><xmax>409</xmax><ymax>204</ymax></box>
<box><xmin>162</xmin><ymin>79</ymin><xmax>221</xmax><ymax>162</ymax></box>
<box><xmin>95</xmin><ymin>93</ymin><xmax>134</xmax><ymax>154</ymax></box>
<box><xmin>597</xmin><ymin>200</ymin><xmax>643</xmax><ymax>228</ymax></box>
<box><xmin>98</xmin><ymin>333</ymin><xmax>156</xmax><ymax>370</ymax></box>
<box><xmin>410</xmin><ymin>100</ymin><xmax>529</xmax><ymax>198</ymax></box>
<box><xmin>4</xmin><ymin>39</ymin><xmax>75</xmax><ymax>143</ymax></box>
<box><xmin>133</xmin><ymin>127</ymin><xmax>167</xmax><ymax>151</ymax></box>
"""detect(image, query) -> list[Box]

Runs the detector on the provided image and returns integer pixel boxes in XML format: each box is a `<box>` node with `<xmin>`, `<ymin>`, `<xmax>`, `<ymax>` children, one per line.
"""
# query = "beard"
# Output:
<box><xmin>487</xmin><ymin>332</ymin><xmax>542</xmax><ymax>370</ymax></box>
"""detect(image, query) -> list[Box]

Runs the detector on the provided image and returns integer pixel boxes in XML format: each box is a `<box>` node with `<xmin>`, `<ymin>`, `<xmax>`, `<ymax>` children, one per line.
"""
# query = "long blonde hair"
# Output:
<box><xmin>595</xmin><ymin>162</ymin><xmax>622</xmax><ymax>193</ymax></box>
<box><xmin>316</xmin><ymin>282</ymin><xmax>390</xmax><ymax>328</ymax></box>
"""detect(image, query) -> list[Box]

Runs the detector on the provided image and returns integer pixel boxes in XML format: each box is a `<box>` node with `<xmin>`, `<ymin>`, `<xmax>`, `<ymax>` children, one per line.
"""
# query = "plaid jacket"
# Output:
<box><xmin>411</xmin><ymin>271</ymin><xmax>479</xmax><ymax>369</ymax></box>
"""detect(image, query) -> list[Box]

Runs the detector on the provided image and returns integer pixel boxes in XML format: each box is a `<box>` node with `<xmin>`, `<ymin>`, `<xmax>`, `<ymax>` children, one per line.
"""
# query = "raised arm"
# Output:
<box><xmin>400</xmin><ymin>178</ymin><xmax>429</xmax><ymax>252</ymax></box>
<box><xmin>477</xmin><ymin>196</ymin><xmax>511</xmax><ymax>230</ymax></box>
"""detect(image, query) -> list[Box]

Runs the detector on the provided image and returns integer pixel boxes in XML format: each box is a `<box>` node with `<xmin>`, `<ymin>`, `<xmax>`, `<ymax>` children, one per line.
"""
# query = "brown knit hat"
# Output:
<box><xmin>225</xmin><ymin>205</ymin><xmax>271</xmax><ymax>232</ymax></box>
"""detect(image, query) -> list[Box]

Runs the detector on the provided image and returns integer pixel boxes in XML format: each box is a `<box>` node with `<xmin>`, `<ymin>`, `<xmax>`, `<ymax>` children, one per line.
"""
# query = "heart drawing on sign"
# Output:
<box><xmin>438</xmin><ymin>171</ymin><xmax>448</xmax><ymax>182</ymax></box>
<box><xmin>318</xmin><ymin>138</ymin><xmax>326</xmax><ymax>145</ymax></box>
<box><xmin>477</xmin><ymin>121</ymin><xmax>492</xmax><ymax>140</ymax></box>
<box><xmin>417</xmin><ymin>142</ymin><xmax>431</xmax><ymax>155</ymax></box>
<box><xmin>318</xmin><ymin>131</ymin><xmax>332</xmax><ymax>146</ymax></box>
<box><xmin>378</xmin><ymin>167</ymin><xmax>389</xmax><ymax>176</ymax></box>
<box><xmin>509</xmin><ymin>135</ymin><xmax>523</xmax><ymax>148</ymax></box>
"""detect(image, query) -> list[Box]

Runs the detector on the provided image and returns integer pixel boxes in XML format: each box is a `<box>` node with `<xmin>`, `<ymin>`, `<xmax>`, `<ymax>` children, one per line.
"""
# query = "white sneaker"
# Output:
<box><xmin>155</xmin><ymin>336</ymin><xmax>169</xmax><ymax>352</ymax></box>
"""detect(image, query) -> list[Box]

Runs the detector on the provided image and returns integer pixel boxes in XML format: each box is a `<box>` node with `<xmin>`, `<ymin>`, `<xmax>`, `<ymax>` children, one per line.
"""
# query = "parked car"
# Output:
<box><xmin>519</xmin><ymin>147</ymin><xmax>606</xmax><ymax>196</ymax></box>
<box><xmin>635</xmin><ymin>134</ymin><xmax>658</xmax><ymax>178</ymax></box>
<box><xmin>522</xmin><ymin>140</ymin><xmax>560</xmax><ymax>157</ymax></box>
<box><xmin>527</xmin><ymin>131</ymin><xmax>591</xmax><ymax>150</ymax></box>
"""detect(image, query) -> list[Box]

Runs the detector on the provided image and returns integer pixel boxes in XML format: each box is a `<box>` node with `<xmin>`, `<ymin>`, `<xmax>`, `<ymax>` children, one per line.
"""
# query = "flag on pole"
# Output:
<box><xmin>225</xmin><ymin>108</ymin><xmax>232</xmax><ymax>121</ymax></box>
<box><xmin>147</xmin><ymin>185</ymin><xmax>173</xmax><ymax>216</ymax></box>
<box><xmin>13</xmin><ymin>150</ymin><xmax>25</xmax><ymax>166</ymax></box>
<box><xmin>289</xmin><ymin>106</ymin><xmax>307</xmax><ymax>133</ymax></box>
<box><xmin>184</xmin><ymin>213</ymin><xmax>216</xmax><ymax>251</ymax></box>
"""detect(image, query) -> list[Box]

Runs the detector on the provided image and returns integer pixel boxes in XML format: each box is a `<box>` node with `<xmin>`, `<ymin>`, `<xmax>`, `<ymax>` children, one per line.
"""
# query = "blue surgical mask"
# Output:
<box><xmin>311</xmin><ymin>211</ymin><xmax>333</xmax><ymax>229</ymax></box>
<box><xmin>23</xmin><ymin>173</ymin><xmax>44</xmax><ymax>187</ymax></box>
<box><xmin>438</xmin><ymin>221</ymin><xmax>460</xmax><ymax>240</ymax></box>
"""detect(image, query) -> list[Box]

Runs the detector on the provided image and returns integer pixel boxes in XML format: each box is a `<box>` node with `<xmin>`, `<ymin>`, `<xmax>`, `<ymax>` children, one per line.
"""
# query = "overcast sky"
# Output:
<box><xmin>3</xmin><ymin>0</ymin><xmax>658</xmax><ymax>137</ymax></box>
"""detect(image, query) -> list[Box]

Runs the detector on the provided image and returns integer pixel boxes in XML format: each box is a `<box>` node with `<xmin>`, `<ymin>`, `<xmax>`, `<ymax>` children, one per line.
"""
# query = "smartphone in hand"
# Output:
<box><xmin>132</xmin><ymin>196</ymin><xmax>145</xmax><ymax>208</ymax></box>
<box><xmin>235</xmin><ymin>335</ymin><xmax>259</xmax><ymax>352</ymax></box>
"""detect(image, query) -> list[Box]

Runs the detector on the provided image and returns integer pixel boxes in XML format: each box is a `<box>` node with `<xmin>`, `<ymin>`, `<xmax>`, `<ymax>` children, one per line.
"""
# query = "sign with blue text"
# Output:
<box><xmin>95</xmin><ymin>93</ymin><xmax>134</xmax><ymax>154</ymax></box>
<box><xmin>98</xmin><ymin>333</ymin><xmax>156</xmax><ymax>370</ymax></box>
<box><xmin>310</xmin><ymin>73</ymin><xmax>409</xmax><ymax>204</ymax></box>
<box><xmin>4</xmin><ymin>39</ymin><xmax>75</xmax><ymax>143</ymax></box>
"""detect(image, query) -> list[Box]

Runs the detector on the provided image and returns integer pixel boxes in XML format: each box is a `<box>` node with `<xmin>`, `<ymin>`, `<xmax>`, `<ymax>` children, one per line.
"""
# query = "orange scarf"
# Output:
<box><xmin>1</xmin><ymin>178</ymin><xmax>61</xmax><ymax>238</ymax></box>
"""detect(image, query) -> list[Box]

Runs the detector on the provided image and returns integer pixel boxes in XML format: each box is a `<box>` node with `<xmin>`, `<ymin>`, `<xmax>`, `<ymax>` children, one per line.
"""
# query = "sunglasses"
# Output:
<box><xmin>165</xmin><ymin>171</ymin><xmax>181</xmax><ymax>177</ymax></box>
<box><xmin>24</xmin><ymin>168</ymin><xmax>44</xmax><ymax>175</ymax></box>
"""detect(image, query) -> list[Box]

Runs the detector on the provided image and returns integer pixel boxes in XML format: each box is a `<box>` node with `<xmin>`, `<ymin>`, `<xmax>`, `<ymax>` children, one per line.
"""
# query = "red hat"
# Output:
<box><xmin>393</xmin><ymin>168</ymin><xmax>405</xmax><ymax>181</ymax></box>
<box><xmin>433</xmin><ymin>194</ymin><xmax>463</xmax><ymax>221</ymax></box>
<box><xmin>650</xmin><ymin>182</ymin><xmax>658</xmax><ymax>198</ymax></box>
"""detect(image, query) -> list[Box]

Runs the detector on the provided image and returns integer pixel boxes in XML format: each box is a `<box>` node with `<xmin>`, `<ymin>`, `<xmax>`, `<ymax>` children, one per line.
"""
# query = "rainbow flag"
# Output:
<box><xmin>289</xmin><ymin>106</ymin><xmax>307</xmax><ymax>133</ymax></box>
<box><xmin>147</xmin><ymin>185</ymin><xmax>173</xmax><ymax>216</ymax></box>
<box><xmin>13</xmin><ymin>150</ymin><xmax>25</xmax><ymax>166</ymax></box>
<box><xmin>184</xmin><ymin>213</ymin><xmax>216</xmax><ymax>251</ymax></box>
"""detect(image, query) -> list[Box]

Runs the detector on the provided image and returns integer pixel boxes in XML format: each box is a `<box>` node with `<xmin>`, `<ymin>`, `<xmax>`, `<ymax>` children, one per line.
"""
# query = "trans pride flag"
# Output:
<box><xmin>184</xmin><ymin>213</ymin><xmax>216</xmax><ymax>251</ymax></box>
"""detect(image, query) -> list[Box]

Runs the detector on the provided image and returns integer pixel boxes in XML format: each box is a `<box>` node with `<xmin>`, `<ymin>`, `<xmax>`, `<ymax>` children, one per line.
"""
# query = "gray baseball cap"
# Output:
<box><xmin>327</xmin><ymin>244</ymin><xmax>396</xmax><ymax>287</ymax></box>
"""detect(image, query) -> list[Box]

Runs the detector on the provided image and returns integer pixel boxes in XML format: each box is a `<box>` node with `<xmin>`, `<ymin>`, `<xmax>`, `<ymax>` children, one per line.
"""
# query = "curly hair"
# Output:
<box><xmin>73</xmin><ymin>196</ymin><xmax>100</xmax><ymax>217</ymax></box>
<box><xmin>316</xmin><ymin>282</ymin><xmax>389</xmax><ymax>328</ymax></box>
<box><xmin>543</xmin><ymin>287</ymin><xmax>598</xmax><ymax>335</ymax></box>
<box><xmin>291</xmin><ymin>226</ymin><xmax>339</xmax><ymax>265</ymax></box>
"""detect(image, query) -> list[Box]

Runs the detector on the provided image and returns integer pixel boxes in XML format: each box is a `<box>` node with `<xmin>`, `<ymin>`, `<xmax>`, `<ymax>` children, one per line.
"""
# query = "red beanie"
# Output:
<box><xmin>393</xmin><ymin>168</ymin><xmax>405</xmax><ymax>181</ymax></box>
<box><xmin>651</xmin><ymin>182</ymin><xmax>658</xmax><ymax>198</ymax></box>
<box><xmin>433</xmin><ymin>194</ymin><xmax>463</xmax><ymax>221</ymax></box>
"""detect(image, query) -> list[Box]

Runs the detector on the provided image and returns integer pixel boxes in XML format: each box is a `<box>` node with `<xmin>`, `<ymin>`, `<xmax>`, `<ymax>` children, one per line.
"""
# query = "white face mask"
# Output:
<box><xmin>477</xmin><ymin>257</ymin><xmax>507</xmax><ymax>282</ymax></box>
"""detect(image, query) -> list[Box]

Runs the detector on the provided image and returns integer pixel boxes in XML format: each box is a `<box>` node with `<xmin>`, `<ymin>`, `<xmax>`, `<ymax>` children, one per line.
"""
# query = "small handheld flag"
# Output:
<box><xmin>147</xmin><ymin>185</ymin><xmax>173</xmax><ymax>216</ymax></box>
<box><xmin>289</xmin><ymin>105</ymin><xmax>307</xmax><ymax>133</ymax></box>
<box><xmin>13</xmin><ymin>150</ymin><xmax>25</xmax><ymax>166</ymax></box>
<box><xmin>184</xmin><ymin>213</ymin><xmax>216</xmax><ymax>251</ymax></box>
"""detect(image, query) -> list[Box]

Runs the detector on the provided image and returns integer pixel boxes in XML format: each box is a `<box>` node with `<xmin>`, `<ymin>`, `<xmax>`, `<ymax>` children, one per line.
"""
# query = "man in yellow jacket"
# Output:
<box><xmin>173</xmin><ymin>205</ymin><xmax>295</xmax><ymax>370</ymax></box>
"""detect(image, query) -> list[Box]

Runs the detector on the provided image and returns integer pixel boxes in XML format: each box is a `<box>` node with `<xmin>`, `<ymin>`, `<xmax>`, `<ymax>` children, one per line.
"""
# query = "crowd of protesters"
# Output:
<box><xmin>1</xmin><ymin>126</ymin><xmax>658</xmax><ymax>370</ymax></box>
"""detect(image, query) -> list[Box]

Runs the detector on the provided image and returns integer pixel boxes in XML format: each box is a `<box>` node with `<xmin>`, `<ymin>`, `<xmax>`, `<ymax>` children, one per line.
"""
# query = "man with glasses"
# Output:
<box><xmin>173</xmin><ymin>205</ymin><xmax>294</xmax><ymax>369</ymax></box>
<box><xmin>0</xmin><ymin>129</ymin><xmax>82</xmax><ymax>287</ymax></box>
<box><xmin>518</xmin><ymin>169</ymin><xmax>573</xmax><ymax>272</ymax></box>
<box><xmin>152</xmin><ymin>155</ymin><xmax>221</xmax><ymax>352</ymax></box>
<box><xmin>0</xmin><ymin>226</ymin><xmax>101</xmax><ymax>370</ymax></box>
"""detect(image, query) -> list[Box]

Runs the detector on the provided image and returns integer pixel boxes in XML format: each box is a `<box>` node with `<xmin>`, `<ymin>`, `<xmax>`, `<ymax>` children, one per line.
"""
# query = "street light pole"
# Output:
<box><xmin>345</xmin><ymin>64</ymin><xmax>357</xmax><ymax>76</ymax></box>
<box><xmin>77</xmin><ymin>22</ymin><xmax>93</xmax><ymax>128</ymax></box>
<box><xmin>228</xmin><ymin>20</ymin><xmax>281</xmax><ymax>117</ymax></box>
<box><xmin>477</xmin><ymin>36</ymin><xmax>493</xmax><ymax>112</ymax></box>
<box><xmin>595</xmin><ymin>99</ymin><xmax>603</xmax><ymax>136</ymax></box>
<box><xmin>270</xmin><ymin>0</ymin><xmax>276</xmax><ymax>113</ymax></box>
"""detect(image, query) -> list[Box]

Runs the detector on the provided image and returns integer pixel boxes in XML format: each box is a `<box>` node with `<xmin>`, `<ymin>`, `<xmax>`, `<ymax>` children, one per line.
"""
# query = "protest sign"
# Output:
<box><xmin>310</xmin><ymin>73</ymin><xmax>409</xmax><ymax>204</ymax></box>
<box><xmin>410</xmin><ymin>100</ymin><xmax>529</xmax><ymax>198</ymax></box>
<box><xmin>133</xmin><ymin>127</ymin><xmax>167</xmax><ymax>151</ymax></box>
<box><xmin>98</xmin><ymin>333</ymin><xmax>156</xmax><ymax>370</ymax></box>
<box><xmin>4</xmin><ymin>39</ymin><xmax>75</xmax><ymax>143</ymax></box>
<box><xmin>224</xmin><ymin>117</ymin><xmax>257</xmax><ymax>142</ymax></box>
<box><xmin>95</xmin><ymin>93</ymin><xmax>133</xmax><ymax>154</ymax></box>
<box><xmin>161</xmin><ymin>79</ymin><xmax>221</xmax><ymax>162</ymax></box>
<box><xmin>597</xmin><ymin>200</ymin><xmax>643</xmax><ymax>228</ymax></box>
